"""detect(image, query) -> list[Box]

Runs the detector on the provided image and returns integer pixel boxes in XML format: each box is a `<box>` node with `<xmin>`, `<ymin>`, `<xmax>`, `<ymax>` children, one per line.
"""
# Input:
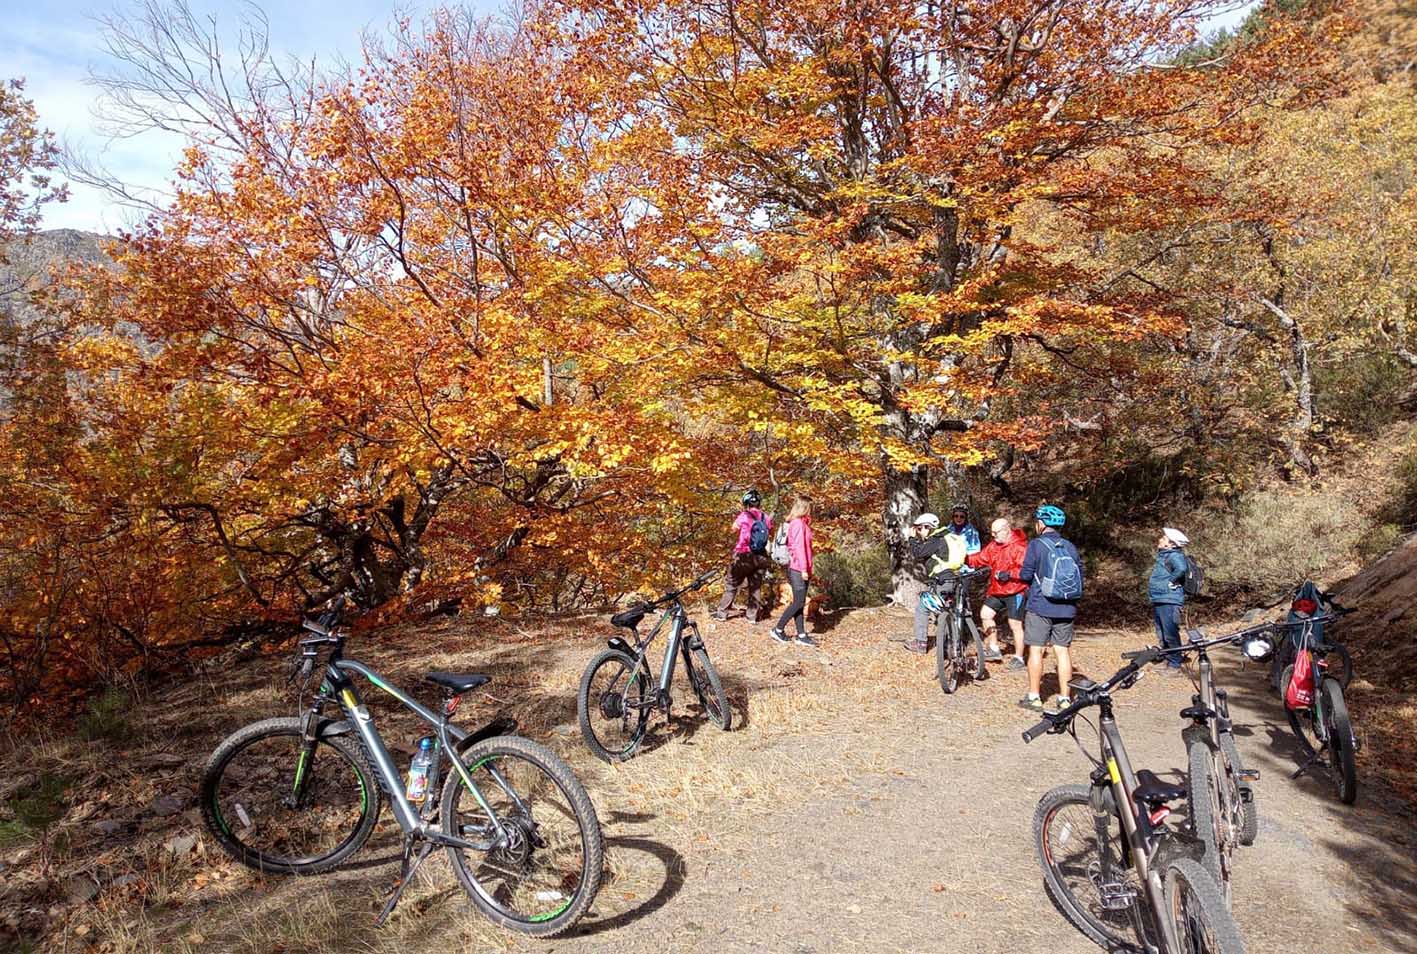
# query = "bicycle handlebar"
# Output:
<box><xmin>1022</xmin><ymin>646</ymin><xmax>1162</xmax><ymax>744</ymax></box>
<box><xmin>643</xmin><ymin>569</ymin><xmax>722</xmax><ymax>610</ymax></box>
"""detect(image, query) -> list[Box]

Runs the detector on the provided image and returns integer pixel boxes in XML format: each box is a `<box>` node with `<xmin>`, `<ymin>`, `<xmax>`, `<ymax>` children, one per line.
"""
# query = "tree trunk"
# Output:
<box><xmin>883</xmin><ymin>460</ymin><xmax>928</xmax><ymax>605</ymax></box>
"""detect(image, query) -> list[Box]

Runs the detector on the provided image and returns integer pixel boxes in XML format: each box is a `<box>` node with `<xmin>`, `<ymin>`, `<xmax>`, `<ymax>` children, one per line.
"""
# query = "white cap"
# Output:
<box><xmin>914</xmin><ymin>513</ymin><xmax>940</xmax><ymax>528</ymax></box>
<box><xmin>1163</xmin><ymin>527</ymin><xmax>1190</xmax><ymax>547</ymax></box>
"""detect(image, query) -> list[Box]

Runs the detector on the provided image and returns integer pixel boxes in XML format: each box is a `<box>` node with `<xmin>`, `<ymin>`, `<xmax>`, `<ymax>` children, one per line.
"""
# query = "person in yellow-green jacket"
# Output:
<box><xmin>905</xmin><ymin>512</ymin><xmax>968</xmax><ymax>654</ymax></box>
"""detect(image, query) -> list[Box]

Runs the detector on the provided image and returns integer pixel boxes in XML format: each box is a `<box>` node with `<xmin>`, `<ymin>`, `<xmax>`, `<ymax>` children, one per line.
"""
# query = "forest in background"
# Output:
<box><xmin>2</xmin><ymin>0</ymin><xmax>1416</xmax><ymax>719</ymax></box>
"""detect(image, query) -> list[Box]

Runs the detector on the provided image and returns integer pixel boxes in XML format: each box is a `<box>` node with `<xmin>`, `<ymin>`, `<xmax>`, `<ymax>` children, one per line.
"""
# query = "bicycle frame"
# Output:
<box><xmin>302</xmin><ymin>656</ymin><xmax>518</xmax><ymax>851</ymax></box>
<box><xmin>607</xmin><ymin>599</ymin><xmax>699</xmax><ymax>707</ymax></box>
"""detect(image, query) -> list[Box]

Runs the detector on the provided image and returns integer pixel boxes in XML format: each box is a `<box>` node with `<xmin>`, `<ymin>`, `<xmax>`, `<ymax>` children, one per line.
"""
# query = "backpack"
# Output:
<box><xmin>1182</xmin><ymin>554</ymin><xmax>1205</xmax><ymax>597</ymax></box>
<box><xmin>770</xmin><ymin>522</ymin><xmax>791</xmax><ymax>567</ymax></box>
<box><xmin>747</xmin><ymin>512</ymin><xmax>770</xmax><ymax>555</ymax></box>
<box><xmin>1037</xmin><ymin>537</ymin><xmax>1083</xmax><ymax>602</ymax></box>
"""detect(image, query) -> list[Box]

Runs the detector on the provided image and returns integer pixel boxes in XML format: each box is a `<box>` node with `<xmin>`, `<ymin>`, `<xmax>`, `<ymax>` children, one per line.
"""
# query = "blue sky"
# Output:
<box><xmin>9</xmin><ymin>0</ymin><xmax>1258</xmax><ymax>233</ymax></box>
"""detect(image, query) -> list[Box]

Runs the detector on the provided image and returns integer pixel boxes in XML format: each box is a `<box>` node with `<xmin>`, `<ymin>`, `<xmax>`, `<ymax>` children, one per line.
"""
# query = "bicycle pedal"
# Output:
<box><xmin>1098</xmin><ymin>882</ymin><xmax>1137</xmax><ymax>911</ymax></box>
<box><xmin>1237</xmin><ymin>769</ymin><xmax>1260</xmax><ymax>783</ymax></box>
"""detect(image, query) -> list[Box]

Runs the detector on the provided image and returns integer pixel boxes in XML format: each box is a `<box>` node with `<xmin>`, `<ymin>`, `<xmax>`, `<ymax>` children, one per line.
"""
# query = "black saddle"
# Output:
<box><xmin>1180</xmin><ymin>704</ymin><xmax>1216</xmax><ymax>722</ymax></box>
<box><xmin>424</xmin><ymin>672</ymin><xmax>491</xmax><ymax>693</ymax></box>
<box><xmin>611</xmin><ymin>604</ymin><xmax>649</xmax><ymax>630</ymax></box>
<box><xmin>1133</xmin><ymin>769</ymin><xmax>1186</xmax><ymax>809</ymax></box>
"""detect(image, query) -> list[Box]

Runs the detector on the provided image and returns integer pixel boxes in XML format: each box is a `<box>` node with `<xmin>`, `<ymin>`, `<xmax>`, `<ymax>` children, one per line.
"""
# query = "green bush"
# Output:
<box><xmin>814</xmin><ymin>543</ymin><xmax>891</xmax><ymax>608</ymax></box>
<box><xmin>1387</xmin><ymin>440</ymin><xmax>1417</xmax><ymax>527</ymax></box>
<box><xmin>76</xmin><ymin>688</ymin><xmax>133</xmax><ymax>743</ymax></box>
<box><xmin>1356</xmin><ymin>522</ymin><xmax>1404</xmax><ymax>563</ymax></box>
<box><xmin>0</xmin><ymin>772</ymin><xmax>69</xmax><ymax>847</ymax></box>
<box><xmin>1316</xmin><ymin>351</ymin><xmax>1413</xmax><ymax>434</ymax></box>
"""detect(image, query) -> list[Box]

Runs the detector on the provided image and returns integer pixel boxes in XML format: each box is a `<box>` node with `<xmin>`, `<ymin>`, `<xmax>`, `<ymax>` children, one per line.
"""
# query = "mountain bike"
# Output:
<box><xmin>200</xmin><ymin>599</ymin><xmax>603</xmax><ymax>936</ymax></box>
<box><xmin>1269</xmin><ymin>598</ymin><xmax>1353</xmax><ymax>693</ymax></box>
<box><xmin>1163</xmin><ymin>624</ymin><xmax>1274</xmax><ymax>907</ymax></box>
<box><xmin>1278</xmin><ymin>614</ymin><xmax>1358</xmax><ymax>804</ymax></box>
<box><xmin>577</xmin><ymin>570</ymin><xmax>731</xmax><ymax>762</ymax></box>
<box><xmin>1023</xmin><ymin>646</ymin><xmax>1247</xmax><ymax>954</ymax></box>
<box><xmin>932</xmin><ymin>565</ymin><xmax>989</xmax><ymax>695</ymax></box>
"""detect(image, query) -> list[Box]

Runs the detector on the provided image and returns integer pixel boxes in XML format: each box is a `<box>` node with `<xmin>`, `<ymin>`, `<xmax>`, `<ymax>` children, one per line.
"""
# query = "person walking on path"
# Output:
<box><xmin>712</xmin><ymin>490</ymin><xmax>773</xmax><ymax>622</ymax></box>
<box><xmin>769</xmin><ymin>497</ymin><xmax>818</xmax><ymax>647</ymax></box>
<box><xmin>905</xmin><ymin>512</ymin><xmax>968</xmax><ymax>654</ymax></box>
<box><xmin>948</xmin><ymin>503</ymin><xmax>982</xmax><ymax>555</ymax></box>
<box><xmin>967</xmin><ymin>517</ymin><xmax>1029</xmax><ymax>670</ymax></box>
<box><xmin>1000</xmin><ymin>504</ymin><xmax>1083</xmax><ymax>712</ymax></box>
<box><xmin>1149</xmin><ymin>527</ymin><xmax>1190</xmax><ymax>675</ymax></box>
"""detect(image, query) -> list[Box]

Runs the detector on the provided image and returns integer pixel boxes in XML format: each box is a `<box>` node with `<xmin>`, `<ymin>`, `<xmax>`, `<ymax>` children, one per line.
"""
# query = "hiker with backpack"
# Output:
<box><xmin>1149</xmin><ymin>528</ymin><xmax>1191</xmax><ymax>675</ymax></box>
<box><xmin>713</xmin><ymin>490</ymin><xmax>774</xmax><ymax>622</ymax></box>
<box><xmin>769</xmin><ymin>496</ymin><xmax>818</xmax><ymax>647</ymax></box>
<box><xmin>999</xmin><ymin>504</ymin><xmax>1083</xmax><ymax>712</ymax></box>
<box><xmin>905</xmin><ymin>512</ymin><xmax>969</xmax><ymax>654</ymax></box>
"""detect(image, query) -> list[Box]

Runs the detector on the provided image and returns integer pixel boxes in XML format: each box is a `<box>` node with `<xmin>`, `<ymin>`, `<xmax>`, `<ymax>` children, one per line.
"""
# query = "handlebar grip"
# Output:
<box><xmin>1022</xmin><ymin>717</ymin><xmax>1053</xmax><ymax>743</ymax></box>
<box><xmin>299</xmin><ymin>657</ymin><xmax>315</xmax><ymax>681</ymax></box>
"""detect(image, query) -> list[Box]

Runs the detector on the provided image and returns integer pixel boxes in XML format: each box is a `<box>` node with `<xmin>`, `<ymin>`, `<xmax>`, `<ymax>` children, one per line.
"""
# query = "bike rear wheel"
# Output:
<box><xmin>1163</xmin><ymin>856</ymin><xmax>1247</xmax><ymax>954</ymax></box>
<box><xmin>1218</xmin><ymin>732</ymin><xmax>1259</xmax><ymax>847</ymax></box>
<box><xmin>1034</xmin><ymin>784</ymin><xmax>1151</xmax><ymax>951</ymax></box>
<box><xmin>685</xmin><ymin>642</ymin><xmax>731</xmax><ymax>730</ymax></box>
<box><xmin>441</xmin><ymin>735</ymin><xmax>603</xmax><ymax>937</ymax></box>
<box><xmin>199</xmin><ymin>717</ymin><xmax>380</xmax><ymax>875</ymax></box>
<box><xmin>1187</xmin><ymin>740</ymin><xmax>1232</xmax><ymax>907</ymax></box>
<box><xmin>1322</xmin><ymin>680</ymin><xmax>1359</xmax><ymax>805</ymax></box>
<box><xmin>577</xmin><ymin>648</ymin><xmax>649</xmax><ymax>763</ymax></box>
<box><xmin>937</xmin><ymin>615</ymin><xmax>960</xmax><ymax>695</ymax></box>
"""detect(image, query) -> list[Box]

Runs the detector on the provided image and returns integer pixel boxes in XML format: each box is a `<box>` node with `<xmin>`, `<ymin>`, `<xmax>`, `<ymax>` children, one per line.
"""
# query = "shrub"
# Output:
<box><xmin>814</xmin><ymin>542</ymin><xmax>891</xmax><ymax>609</ymax></box>
<box><xmin>75</xmin><ymin>688</ymin><xmax>133</xmax><ymax>743</ymax></box>
<box><xmin>1386</xmin><ymin>439</ymin><xmax>1417</xmax><ymax>528</ymax></box>
<box><xmin>0</xmin><ymin>772</ymin><xmax>69</xmax><ymax>847</ymax></box>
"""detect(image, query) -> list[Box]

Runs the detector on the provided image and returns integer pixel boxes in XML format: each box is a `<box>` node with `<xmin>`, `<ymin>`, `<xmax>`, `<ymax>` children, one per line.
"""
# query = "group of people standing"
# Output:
<box><xmin>713</xmin><ymin>491</ymin><xmax>1195</xmax><ymax>713</ymax></box>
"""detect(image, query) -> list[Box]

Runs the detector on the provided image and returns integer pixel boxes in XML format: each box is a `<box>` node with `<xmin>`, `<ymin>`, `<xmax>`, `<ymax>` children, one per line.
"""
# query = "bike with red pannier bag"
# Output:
<box><xmin>1279</xmin><ymin>613</ymin><xmax>1359</xmax><ymax>804</ymax></box>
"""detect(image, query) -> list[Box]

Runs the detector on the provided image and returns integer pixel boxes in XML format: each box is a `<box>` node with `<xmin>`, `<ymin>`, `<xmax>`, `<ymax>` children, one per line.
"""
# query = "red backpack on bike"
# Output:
<box><xmin>1285</xmin><ymin>648</ymin><xmax>1315</xmax><ymax>710</ymax></box>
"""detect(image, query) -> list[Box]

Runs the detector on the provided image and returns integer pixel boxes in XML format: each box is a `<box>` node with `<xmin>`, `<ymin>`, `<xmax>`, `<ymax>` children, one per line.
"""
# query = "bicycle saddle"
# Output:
<box><xmin>1132</xmin><ymin>769</ymin><xmax>1186</xmax><ymax>808</ymax></box>
<box><xmin>611</xmin><ymin>605</ymin><xmax>649</xmax><ymax>629</ymax></box>
<box><xmin>424</xmin><ymin>672</ymin><xmax>491</xmax><ymax>693</ymax></box>
<box><xmin>1180</xmin><ymin>703</ymin><xmax>1216</xmax><ymax>722</ymax></box>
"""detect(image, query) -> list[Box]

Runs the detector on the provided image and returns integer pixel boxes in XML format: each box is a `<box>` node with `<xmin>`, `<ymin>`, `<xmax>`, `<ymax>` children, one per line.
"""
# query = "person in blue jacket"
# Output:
<box><xmin>947</xmin><ymin>503</ymin><xmax>982</xmax><ymax>555</ymax></box>
<box><xmin>1150</xmin><ymin>528</ymin><xmax>1190</xmax><ymax>675</ymax></box>
<box><xmin>998</xmin><ymin>504</ymin><xmax>1082</xmax><ymax>712</ymax></box>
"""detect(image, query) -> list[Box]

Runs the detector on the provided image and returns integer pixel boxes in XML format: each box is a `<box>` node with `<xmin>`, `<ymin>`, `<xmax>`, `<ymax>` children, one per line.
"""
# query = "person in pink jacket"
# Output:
<box><xmin>770</xmin><ymin>497</ymin><xmax>818</xmax><ymax>647</ymax></box>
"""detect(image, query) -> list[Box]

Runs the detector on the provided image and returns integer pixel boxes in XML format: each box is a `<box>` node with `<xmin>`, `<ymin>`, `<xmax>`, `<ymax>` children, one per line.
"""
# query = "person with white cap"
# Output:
<box><xmin>1149</xmin><ymin>527</ymin><xmax>1191</xmax><ymax>674</ymax></box>
<box><xmin>905</xmin><ymin>512</ymin><xmax>968</xmax><ymax>653</ymax></box>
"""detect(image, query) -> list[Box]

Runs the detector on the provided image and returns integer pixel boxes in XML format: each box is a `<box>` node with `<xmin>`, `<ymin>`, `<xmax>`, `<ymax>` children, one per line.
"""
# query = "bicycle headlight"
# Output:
<box><xmin>1241</xmin><ymin>633</ymin><xmax>1275</xmax><ymax>662</ymax></box>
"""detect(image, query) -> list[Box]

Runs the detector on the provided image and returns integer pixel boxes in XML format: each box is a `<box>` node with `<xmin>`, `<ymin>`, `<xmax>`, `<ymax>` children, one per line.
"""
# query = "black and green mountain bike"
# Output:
<box><xmin>199</xmin><ymin>599</ymin><xmax>603</xmax><ymax>936</ymax></box>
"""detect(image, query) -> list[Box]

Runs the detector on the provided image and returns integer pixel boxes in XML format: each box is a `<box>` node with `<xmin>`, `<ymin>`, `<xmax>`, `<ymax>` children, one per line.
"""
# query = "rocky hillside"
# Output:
<box><xmin>1337</xmin><ymin>533</ymin><xmax>1417</xmax><ymax>691</ymax></box>
<box><xmin>0</xmin><ymin>229</ymin><xmax>111</xmax><ymax>324</ymax></box>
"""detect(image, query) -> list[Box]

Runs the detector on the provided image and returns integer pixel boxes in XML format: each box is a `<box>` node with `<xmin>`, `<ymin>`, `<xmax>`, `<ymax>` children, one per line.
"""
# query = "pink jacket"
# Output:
<box><xmin>786</xmin><ymin>516</ymin><xmax>813</xmax><ymax>576</ymax></box>
<box><xmin>732</xmin><ymin>508</ymin><xmax>772</xmax><ymax>555</ymax></box>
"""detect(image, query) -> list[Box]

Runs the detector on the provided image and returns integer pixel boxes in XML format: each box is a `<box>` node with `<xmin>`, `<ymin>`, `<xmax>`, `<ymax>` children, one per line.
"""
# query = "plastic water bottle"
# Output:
<box><xmin>405</xmin><ymin>737</ymin><xmax>434</xmax><ymax>804</ymax></box>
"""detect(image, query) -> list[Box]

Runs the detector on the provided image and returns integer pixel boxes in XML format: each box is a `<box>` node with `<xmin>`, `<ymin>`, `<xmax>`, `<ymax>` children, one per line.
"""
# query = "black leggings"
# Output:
<box><xmin>776</xmin><ymin>569</ymin><xmax>808</xmax><ymax>635</ymax></box>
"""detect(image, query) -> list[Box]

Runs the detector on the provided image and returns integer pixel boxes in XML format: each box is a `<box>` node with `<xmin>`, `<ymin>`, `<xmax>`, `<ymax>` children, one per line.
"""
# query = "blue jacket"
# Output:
<box><xmin>1148</xmin><ymin>548</ymin><xmax>1188</xmax><ymax>606</ymax></box>
<box><xmin>1018</xmin><ymin>530</ymin><xmax>1082</xmax><ymax>620</ymax></box>
<box><xmin>951</xmin><ymin>522</ymin><xmax>982</xmax><ymax>555</ymax></box>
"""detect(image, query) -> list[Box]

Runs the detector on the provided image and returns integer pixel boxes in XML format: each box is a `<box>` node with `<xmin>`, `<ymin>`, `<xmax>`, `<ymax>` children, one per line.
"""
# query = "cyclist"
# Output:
<box><xmin>1149</xmin><ymin>527</ymin><xmax>1190</xmax><ymax>676</ymax></box>
<box><xmin>713</xmin><ymin>489</ymin><xmax>773</xmax><ymax>622</ymax></box>
<box><xmin>905</xmin><ymin>512</ymin><xmax>968</xmax><ymax>654</ymax></box>
<box><xmin>947</xmin><ymin>503</ymin><xmax>982</xmax><ymax>555</ymax></box>
<box><xmin>999</xmin><ymin>504</ymin><xmax>1082</xmax><ymax>712</ymax></box>
<box><xmin>966</xmin><ymin>516</ymin><xmax>1028</xmax><ymax>670</ymax></box>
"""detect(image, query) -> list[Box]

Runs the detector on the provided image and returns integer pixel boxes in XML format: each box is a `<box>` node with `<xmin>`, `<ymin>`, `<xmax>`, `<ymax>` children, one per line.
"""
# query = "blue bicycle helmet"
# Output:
<box><xmin>1034</xmin><ymin>504</ymin><xmax>1066</xmax><ymax>528</ymax></box>
<box><xmin>920</xmin><ymin>590</ymin><xmax>947</xmax><ymax>614</ymax></box>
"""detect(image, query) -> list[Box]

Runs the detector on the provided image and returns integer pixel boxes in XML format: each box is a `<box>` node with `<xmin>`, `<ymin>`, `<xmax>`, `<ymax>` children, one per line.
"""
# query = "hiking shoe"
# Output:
<box><xmin>794</xmin><ymin>634</ymin><xmax>820</xmax><ymax>648</ymax></box>
<box><xmin>1018</xmin><ymin>694</ymin><xmax>1044</xmax><ymax>712</ymax></box>
<box><xmin>769</xmin><ymin>628</ymin><xmax>790</xmax><ymax>644</ymax></box>
<box><xmin>1006</xmin><ymin>656</ymin><xmax>1026</xmax><ymax>673</ymax></box>
<box><xmin>984</xmin><ymin>646</ymin><xmax>1004</xmax><ymax>662</ymax></box>
<box><xmin>710</xmin><ymin>612</ymin><xmax>730</xmax><ymax>621</ymax></box>
<box><xmin>1050</xmin><ymin>695</ymin><xmax>1072</xmax><ymax>712</ymax></box>
<box><xmin>904</xmin><ymin>640</ymin><xmax>929</xmax><ymax>654</ymax></box>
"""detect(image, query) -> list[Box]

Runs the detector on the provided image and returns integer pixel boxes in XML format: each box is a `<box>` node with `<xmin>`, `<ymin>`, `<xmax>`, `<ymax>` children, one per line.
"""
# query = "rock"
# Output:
<box><xmin>93</xmin><ymin>819</ymin><xmax>125</xmax><ymax>837</ymax></box>
<box><xmin>137</xmin><ymin>752</ymin><xmax>185</xmax><ymax>769</ymax></box>
<box><xmin>66</xmin><ymin>876</ymin><xmax>99</xmax><ymax>904</ymax></box>
<box><xmin>164</xmin><ymin>834</ymin><xmax>197</xmax><ymax>855</ymax></box>
<box><xmin>109</xmin><ymin>873</ymin><xmax>140</xmax><ymax>888</ymax></box>
<box><xmin>150</xmin><ymin>794</ymin><xmax>189</xmax><ymax>817</ymax></box>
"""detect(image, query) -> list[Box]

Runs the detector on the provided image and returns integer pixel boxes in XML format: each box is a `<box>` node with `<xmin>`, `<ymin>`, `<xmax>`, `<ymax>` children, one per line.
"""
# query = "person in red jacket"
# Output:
<box><xmin>966</xmin><ymin>517</ymin><xmax>1029</xmax><ymax>672</ymax></box>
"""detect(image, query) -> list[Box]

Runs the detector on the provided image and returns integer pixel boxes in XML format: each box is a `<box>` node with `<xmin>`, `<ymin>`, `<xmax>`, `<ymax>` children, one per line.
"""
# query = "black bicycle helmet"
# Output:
<box><xmin>741</xmin><ymin>489</ymin><xmax>762</xmax><ymax>508</ymax></box>
<box><xmin>950</xmin><ymin>502</ymin><xmax>969</xmax><ymax>516</ymax></box>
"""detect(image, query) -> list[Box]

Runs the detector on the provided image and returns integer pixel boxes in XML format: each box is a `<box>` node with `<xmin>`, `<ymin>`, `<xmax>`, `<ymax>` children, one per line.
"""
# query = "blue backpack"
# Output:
<box><xmin>1038</xmin><ymin>537</ymin><xmax>1083</xmax><ymax>602</ymax></box>
<box><xmin>747</xmin><ymin>512</ymin><xmax>770</xmax><ymax>555</ymax></box>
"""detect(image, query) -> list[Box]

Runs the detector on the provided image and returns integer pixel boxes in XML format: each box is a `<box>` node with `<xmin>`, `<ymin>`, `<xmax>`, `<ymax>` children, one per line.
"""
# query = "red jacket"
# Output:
<box><xmin>967</xmin><ymin>528</ymin><xmax>1029</xmax><ymax>597</ymax></box>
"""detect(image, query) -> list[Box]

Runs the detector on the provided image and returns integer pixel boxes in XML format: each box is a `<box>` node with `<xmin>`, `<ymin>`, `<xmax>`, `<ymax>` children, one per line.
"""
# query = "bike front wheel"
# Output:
<box><xmin>1034</xmin><ymin>784</ymin><xmax>1151</xmax><ymax>951</ymax></box>
<box><xmin>441</xmin><ymin>735</ymin><xmax>603</xmax><ymax>937</ymax></box>
<box><xmin>1280</xmin><ymin>664</ymin><xmax>1320</xmax><ymax>759</ymax></box>
<box><xmin>577</xmin><ymin>648</ymin><xmax>649</xmax><ymax>763</ymax></box>
<box><xmin>937</xmin><ymin>615</ymin><xmax>960</xmax><ymax>695</ymax></box>
<box><xmin>199</xmin><ymin>717</ymin><xmax>380</xmax><ymax>875</ymax></box>
<box><xmin>685</xmin><ymin>642</ymin><xmax>732</xmax><ymax>730</ymax></box>
<box><xmin>1163</xmin><ymin>856</ymin><xmax>1248</xmax><ymax>954</ymax></box>
<box><xmin>1322</xmin><ymin>680</ymin><xmax>1358</xmax><ymax>804</ymax></box>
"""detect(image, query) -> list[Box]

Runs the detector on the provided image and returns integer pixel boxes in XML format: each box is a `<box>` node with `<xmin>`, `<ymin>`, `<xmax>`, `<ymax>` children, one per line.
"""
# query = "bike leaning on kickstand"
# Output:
<box><xmin>577</xmin><ymin>570</ymin><xmax>732</xmax><ymax>763</ymax></box>
<box><xmin>199</xmin><ymin>598</ymin><xmax>604</xmax><ymax>936</ymax></box>
<box><xmin>1277</xmin><ymin>613</ymin><xmax>1359</xmax><ymax>804</ymax></box>
<box><xmin>1024</xmin><ymin>646</ymin><xmax>1247</xmax><ymax>954</ymax></box>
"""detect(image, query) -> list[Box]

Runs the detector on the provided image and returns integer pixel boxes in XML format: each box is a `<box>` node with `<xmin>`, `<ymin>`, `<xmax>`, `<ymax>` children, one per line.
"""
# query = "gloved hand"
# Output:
<box><xmin>996</xmin><ymin>570</ymin><xmax>1011</xmax><ymax>583</ymax></box>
